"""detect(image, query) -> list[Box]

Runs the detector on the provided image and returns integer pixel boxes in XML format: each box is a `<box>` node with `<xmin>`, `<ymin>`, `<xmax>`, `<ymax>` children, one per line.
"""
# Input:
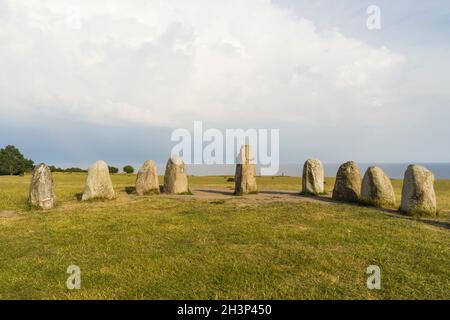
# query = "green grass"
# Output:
<box><xmin>0</xmin><ymin>173</ymin><xmax>449</xmax><ymax>299</ymax></box>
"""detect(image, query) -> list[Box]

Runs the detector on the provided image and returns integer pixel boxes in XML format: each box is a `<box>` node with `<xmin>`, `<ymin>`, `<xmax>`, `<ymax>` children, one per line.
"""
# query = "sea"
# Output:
<box><xmin>184</xmin><ymin>163</ymin><xmax>450</xmax><ymax>179</ymax></box>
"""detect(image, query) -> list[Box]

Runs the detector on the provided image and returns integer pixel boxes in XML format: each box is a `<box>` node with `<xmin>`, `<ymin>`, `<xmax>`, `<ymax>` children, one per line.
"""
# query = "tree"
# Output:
<box><xmin>64</xmin><ymin>167</ymin><xmax>87</xmax><ymax>173</ymax></box>
<box><xmin>109</xmin><ymin>166</ymin><xmax>119</xmax><ymax>174</ymax></box>
<box><xmin>0</xmin><ymin>145</ymin><xmax>34</xmax><ymax>175</ymax></box>
<box><xmin>49</xmin><ymin>165</ymin><xmax>64</xmax><ymax>172</ymax></box>
<box><xmin>123</xmin><ymin>165</ymin><xmax>134</xmax><ymax>174</ymax></box>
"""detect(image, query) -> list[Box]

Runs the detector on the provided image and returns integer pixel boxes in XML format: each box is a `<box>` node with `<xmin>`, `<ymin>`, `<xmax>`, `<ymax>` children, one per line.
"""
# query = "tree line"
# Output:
<box><xmin>0</xmin><ymin>145</ymin><xmax>135</xmax><ymax>175</ymax></box>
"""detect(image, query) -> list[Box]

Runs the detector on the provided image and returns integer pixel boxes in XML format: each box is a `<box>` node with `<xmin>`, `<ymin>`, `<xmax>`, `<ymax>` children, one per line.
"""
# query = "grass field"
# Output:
<box><xmin>0</xmin><ymin>173</ymin><xmax>449</xmax><ymax>299</ymax></box>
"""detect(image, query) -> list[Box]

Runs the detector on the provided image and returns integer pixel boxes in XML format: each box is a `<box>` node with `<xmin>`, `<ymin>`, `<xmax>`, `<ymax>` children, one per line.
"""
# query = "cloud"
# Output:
<box><xmin>0</xmin><ymin>0</ymin><xmax>405</xmax><ymax>129</ymax></box>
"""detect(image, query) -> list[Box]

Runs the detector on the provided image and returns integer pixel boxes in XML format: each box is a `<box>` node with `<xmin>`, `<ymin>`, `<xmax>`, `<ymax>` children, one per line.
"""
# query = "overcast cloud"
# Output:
<box><xmin>0</xmin><ymin>0</ymin><xmax>449</xmax><ymax>168</ymax></box>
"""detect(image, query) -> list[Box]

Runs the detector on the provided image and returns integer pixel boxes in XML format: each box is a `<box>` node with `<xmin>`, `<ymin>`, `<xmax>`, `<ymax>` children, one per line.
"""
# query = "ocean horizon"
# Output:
<box><xmin>55</xmin><ymin>162</ymin><xmax>450</xmax><ymax>179</ymax></box>
<box><xmin>181</xmin><ymin>163</ymin><xmax>450</xmax><ymax>179</ymax></box>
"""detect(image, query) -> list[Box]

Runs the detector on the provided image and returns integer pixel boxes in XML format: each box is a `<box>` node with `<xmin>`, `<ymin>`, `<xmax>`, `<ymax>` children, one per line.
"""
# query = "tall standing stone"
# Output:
<box><xmin>302</xmin><ymin>159</ymin><xmax>324</xmax><ymax>195</ymax></box>
<box><xmin>234</xmin><ymin>144</ymin><xmax>258</xmax><ymax>195</ymax></box>
<box><xmin>401</xmin><ymin>165</ymin><xmax>437</xmax><ymax>216</ymax></box>
<box><xmin>136</xmin><ymin>160</ymin><xmax>160</xmax><ymax>195</ymax></box>
<box><xmin>361</xmin><ymin>166</ymin><xmax>396</xmax><ymax>208</ymax></box>
<box><xmin>28</xmin><ymin>163</ymin><xmax>56</xmax><ymax>209</ymax></box>
<box><xmin>164</xmin><ymin>155</ymin><xmax>189</xmax><ymax>194</ymax></box>
<box><xmin>332</xmin><ymin>161</ymin><xmax>361</xmax><ymax>203</ymax></box>
<box><xmin>82</xmin><ymin>160</ymin><xmax>115</xmax><ymax>201</ymax></box>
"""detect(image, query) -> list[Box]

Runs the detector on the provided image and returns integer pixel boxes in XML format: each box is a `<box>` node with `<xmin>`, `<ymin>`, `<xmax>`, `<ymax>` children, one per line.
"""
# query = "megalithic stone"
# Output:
<box><xmin>136</xmin><ymin>160</ymin><xmax>160</xmax><ymax>195</ymax></box>
<box><xmin>234</xmin><ymin>144</ymin><xmax>258</xmax><ymax>195</ymax></box>
<box><xmin>401</xmin><ymin>164</ymin><xmax>437</xmax><ymax>216</ymax></box>
<box><xmin>82</xmin><ymin>160</ymin><xmax>115</xmax><ymax>200</ymax></box>
<box><xmin>164</xmin><ymin>155</ymin><xmax>189</xmax><ymax>194</ymax></box>
<box><xmin>302</xmin><ymin>159</ymin><xmax>324</xmax><ymax>195</ymax></box>
<box><xmin>361</xmin><ymin>166</ymin><xmax>396</xmax><ymax>208</ymax></box>
<box><xmin>28</xmin><ymin>163</ymin><xmax>56</xmax><ymax>209</ymax></box>
<box><xmin>332</xmin><ymin>161</ymin><xmax>361</xmax><ymax>203</ymax></box>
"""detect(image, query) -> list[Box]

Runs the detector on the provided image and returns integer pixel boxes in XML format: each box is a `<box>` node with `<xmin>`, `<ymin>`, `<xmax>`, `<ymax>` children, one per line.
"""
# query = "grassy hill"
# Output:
<box><xmin>0</xmin><ymin>173</ymin><xmax>449</xmax><ymax>299</ymax></box>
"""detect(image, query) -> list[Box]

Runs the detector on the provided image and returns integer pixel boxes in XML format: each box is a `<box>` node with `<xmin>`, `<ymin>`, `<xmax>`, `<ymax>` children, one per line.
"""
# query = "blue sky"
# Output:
<box><xmin>0</xmin><ymin>0</ymin><xmax>449</xmax><ymax>171</ymax></box>
<box><xmin>276</xmin><ymin>0</ymin><xmax>450</xmax><ymax>47</ymax></box>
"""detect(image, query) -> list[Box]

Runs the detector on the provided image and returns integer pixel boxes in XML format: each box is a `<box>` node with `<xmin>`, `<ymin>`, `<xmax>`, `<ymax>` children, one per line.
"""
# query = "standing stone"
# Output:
<box><xmin>401</xmin><ymin>165</ymin><xmax>437</xmax><ymax>216</ymax></box>
<box><xmin>28</xmin><ymin>163</ymin><xmax>56</xmax><ymax>209</ymax></box>
<box><xmin>332</xmin><ymin>161</ymin><xmax>361</xmax><ymax>203</ymax></box>
<box><xmin>164</xmin><ymin>155</ymin><xmax>189</xmax><ymax>194</ymax></box>
<box><xmin>82</xmin><ymin>160</ymin><xmax>115</xmax><ymax>201</ymax></box>
<box><xmin>234</xmin><ymin>145</ymin><xmax>258</xmax><ymax>195</ymax></box>
<box><xmin>302</xmin><ymin>159</ymin><xmax>324</xmax><ymax>195</ymax></box>
<box><xmin>136</xmin><ymin>160</ymin><xmax>160</xmax><ymax>195</ymax></box>
<box><xmin>361</xmin><ymin>166</ymin><xmax>396</xmax><ymax>208</ymax></box>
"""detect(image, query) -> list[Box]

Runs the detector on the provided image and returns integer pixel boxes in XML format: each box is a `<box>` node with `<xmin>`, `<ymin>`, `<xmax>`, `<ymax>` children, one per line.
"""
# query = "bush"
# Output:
<box><xmin>64</xmin><ymin>167</ymin><xmax>87</xmax><ymax>173</ymax></box>
<box><xmin>123</xmin><ymin>165</ymin><xmax>135</xmax><ymax>174</ymax></box>
<box><xmin>46</xmin><ymin>166</ymin><xmax>87</xmax><ymax>173</ymax></box>
<box><xmin>49</xmin><ymin>165</ymin><xmax>64</xmax><ymax>172</ymax></box>
<box><xmin>108</xmin><ymin>166</ymin><xmax>119</xmax><ymax>174</ymax></box>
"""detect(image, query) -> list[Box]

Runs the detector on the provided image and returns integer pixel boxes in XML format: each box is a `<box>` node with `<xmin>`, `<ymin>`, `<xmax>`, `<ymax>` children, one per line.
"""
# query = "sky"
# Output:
<box><xmin>0</xmin><ymin>0</ymin><xmax>449</xmax><ymax>171</ymax></box>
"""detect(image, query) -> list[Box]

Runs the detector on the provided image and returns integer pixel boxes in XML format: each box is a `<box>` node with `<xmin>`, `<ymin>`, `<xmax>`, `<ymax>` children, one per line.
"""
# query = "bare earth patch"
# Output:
<box><xmin>162</xmin><ymin>186</ymin><xmax>327</xmax><ymax>201</ymax></box>
<box><xmin>0</xmin><ymin>210</ymin><xmax>19</xmax><ymax>218</ymax></box>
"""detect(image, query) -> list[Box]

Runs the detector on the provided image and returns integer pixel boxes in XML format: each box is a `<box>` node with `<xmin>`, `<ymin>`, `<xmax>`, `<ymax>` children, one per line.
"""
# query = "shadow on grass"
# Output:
<box><xmin>314</xmin><ymin>194</ymin><xmax>450</xmax><ymax>230</ymax></box>
<box><xmin>196</xmin><ymin>189</ymin><xmax>235</xmax><ymax>196</ymax></box>
<box><xmin>379</xmin><ymin>208</ymin><xmax>450</xmax><ymax>230</ymax></box>
<box><xmin>125</xmin><ymin>186</ymin><xmax>136</xmax><ymax>195</ymax></box>
<box><xmin>259</xmin><ymin>190</ymin><xmax>298</xmax><ymax>196</ymax></box>
<box><xmin>194</xmin><ymin>188</ymin><xmax>450</xmax><ymax>230</ymax></box>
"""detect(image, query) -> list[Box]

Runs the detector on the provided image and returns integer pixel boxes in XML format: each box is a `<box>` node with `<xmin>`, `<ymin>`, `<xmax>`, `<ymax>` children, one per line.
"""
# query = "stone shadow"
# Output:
<box><xmin>195</xmin><ymin>188</ymin><xmax>235</xmax><ymax>196</ymax></box>
<box><xmin>125</xmin><ymin>186</ymin><xmax>136</xmax><ymax>195</ymax></box>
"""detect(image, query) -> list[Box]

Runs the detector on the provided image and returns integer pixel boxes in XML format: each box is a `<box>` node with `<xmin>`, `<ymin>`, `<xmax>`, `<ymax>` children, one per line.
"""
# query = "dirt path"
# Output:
<box><xmin>0</xmin><ymin>210</ymin><xmax>18</xmax><ymax>218</ymax></box>
<box><xmin>187</xmin><ymin>187</ymin><xmax>333</xmax><ymax>204</ymax></box>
